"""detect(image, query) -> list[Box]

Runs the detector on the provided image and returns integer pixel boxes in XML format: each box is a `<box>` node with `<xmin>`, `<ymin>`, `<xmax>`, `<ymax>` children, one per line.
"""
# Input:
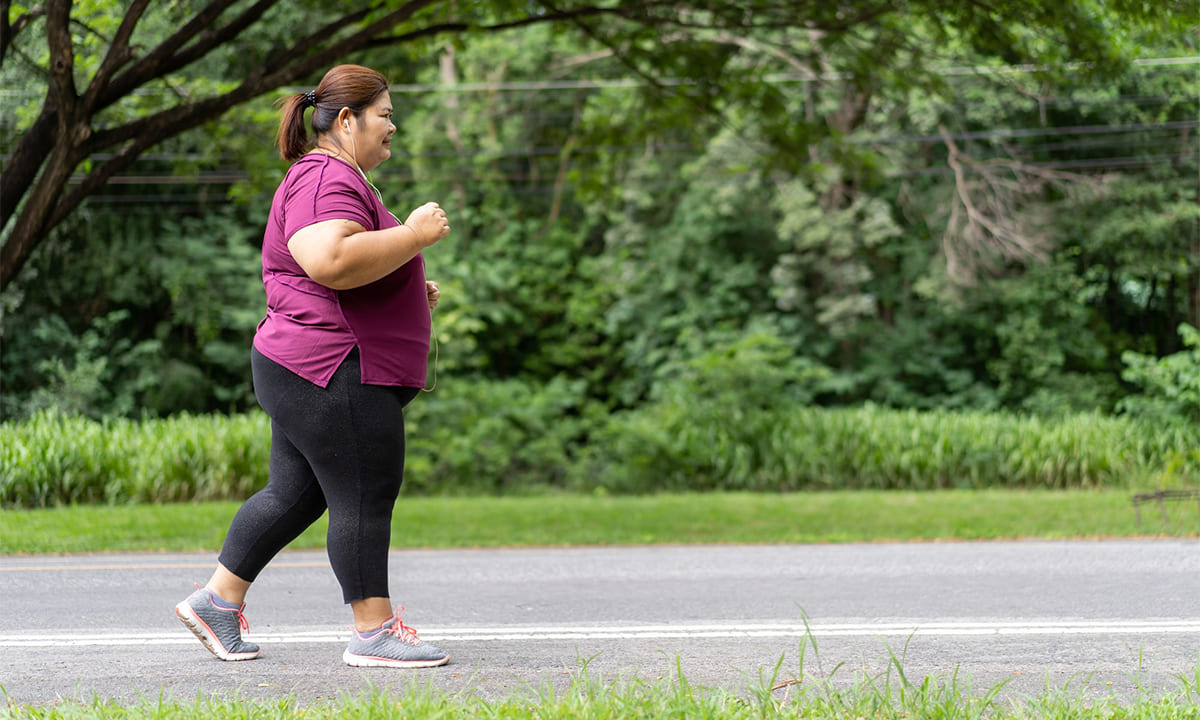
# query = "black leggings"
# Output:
<box><xmin>219</xmin><ymin>347</ymin><xmax>420</xmax><ymax>603</ymax></box>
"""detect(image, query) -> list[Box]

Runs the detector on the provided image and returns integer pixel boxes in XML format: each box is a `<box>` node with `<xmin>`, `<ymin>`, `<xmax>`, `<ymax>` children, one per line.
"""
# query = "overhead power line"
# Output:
<box><xmin>52</xmin><ymin>116</ymin><xmax>1197</xmax><ymax>182</ymax></box>
<box><xmin>76</xmin><ymin>149</ymin><xmax>1195</xmax><ymax>205</ymax></box>
<box><xmin>866</xmin><ymin>120</ymin><xmax>1200</xmax><ymax>145</ymax></box>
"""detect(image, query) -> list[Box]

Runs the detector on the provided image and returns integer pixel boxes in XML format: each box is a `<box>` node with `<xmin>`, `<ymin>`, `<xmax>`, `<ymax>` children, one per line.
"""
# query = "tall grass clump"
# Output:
<box><xmin>4</xmin><ymin>394</ymin><xmax>1199</xmax><ymax>507</ymax></box>
<box><xmin>0</xmin><ymin>410</ymin><xmax>269</xmax><ymax>507</ymax></box>
<box><xmin>578</xmin><ymin>402</ymin><xmax>1200</xmax><ymax>494</ymax></box>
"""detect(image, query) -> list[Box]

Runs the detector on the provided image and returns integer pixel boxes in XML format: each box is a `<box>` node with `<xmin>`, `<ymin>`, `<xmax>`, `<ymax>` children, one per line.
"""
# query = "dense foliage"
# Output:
<box><xmin>1</xmin><ymin>3</ymin><xmax>1197</xmax><ymax>475</ymax></box>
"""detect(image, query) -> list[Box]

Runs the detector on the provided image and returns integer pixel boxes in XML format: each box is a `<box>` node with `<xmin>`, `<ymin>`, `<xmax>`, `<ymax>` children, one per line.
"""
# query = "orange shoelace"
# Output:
<box><xmin>195</xmin><ymin>583</ymin><xmax>250</xmax><ymax>635</ymax></box>
<box><xmin>384</xmin><ymin>606</ymin><xmax>421</xmax><ymax>645</ymax></box>
<box><xmin>234</xmin><ymin>604</ymin><xmax>250</xmax><ymax>634</ymax></box>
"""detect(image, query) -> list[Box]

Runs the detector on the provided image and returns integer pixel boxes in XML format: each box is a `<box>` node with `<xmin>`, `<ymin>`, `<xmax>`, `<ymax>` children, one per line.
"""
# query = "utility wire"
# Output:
<box><xmin>80</xmin><ymin>152</ymin><xmax>1195</xmax><ymax>204</ymax></box>
<box><xmin>52</xmin><ymin>117</ymin><xmax>1196</xmax><ymax>178</ymax></box>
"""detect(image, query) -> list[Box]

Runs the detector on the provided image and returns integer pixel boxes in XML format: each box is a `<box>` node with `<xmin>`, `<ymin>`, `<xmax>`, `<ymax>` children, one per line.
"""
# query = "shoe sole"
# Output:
<box><xmin>342</xmin><ymin>649</ymin><xmax>450</xmax><ymax>668</ymax></box>
<box><xmin>175</xmin><ymin>601</ymin><xmax>261</xmax><ymax>662</ymax></box>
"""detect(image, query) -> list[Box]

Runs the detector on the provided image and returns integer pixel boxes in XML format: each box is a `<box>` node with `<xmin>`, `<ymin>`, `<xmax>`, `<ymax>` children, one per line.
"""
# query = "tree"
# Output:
<box><xmin>2</xmin><ymin>0</ymin><xmax>1192</xmax><ymax>289</ymax></box>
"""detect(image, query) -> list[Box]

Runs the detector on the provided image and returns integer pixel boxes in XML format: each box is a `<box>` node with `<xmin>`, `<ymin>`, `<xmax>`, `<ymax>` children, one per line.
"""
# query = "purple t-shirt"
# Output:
<box><xmin>253</xmin><ymin>154</ymin><xmax>430</xmax><ymax>388</ymax></box>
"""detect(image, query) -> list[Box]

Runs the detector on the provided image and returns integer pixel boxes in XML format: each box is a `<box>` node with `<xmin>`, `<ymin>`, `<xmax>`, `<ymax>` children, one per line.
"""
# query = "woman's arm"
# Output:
<box><xmin>288</xmin><ymin>202</ymin><xmax>449</xmax><ymax>290</ymax></box>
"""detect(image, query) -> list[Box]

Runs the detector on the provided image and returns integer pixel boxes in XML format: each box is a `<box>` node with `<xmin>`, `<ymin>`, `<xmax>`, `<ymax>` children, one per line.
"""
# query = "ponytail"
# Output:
<box><xmin>276</xmin><ymin>93</ymin><xmax>311</xmax><ymax>162</ymax></box>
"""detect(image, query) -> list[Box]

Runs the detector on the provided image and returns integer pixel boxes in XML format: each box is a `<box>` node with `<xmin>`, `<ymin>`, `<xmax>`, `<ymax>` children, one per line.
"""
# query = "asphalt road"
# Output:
<box><xmin>2</xmin><ymin>540</ymin><xmax>1198</xmax><ymax>707</ymax></box>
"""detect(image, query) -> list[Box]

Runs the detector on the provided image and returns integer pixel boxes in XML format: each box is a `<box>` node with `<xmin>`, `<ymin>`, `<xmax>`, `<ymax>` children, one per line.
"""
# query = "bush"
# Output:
<box><xmin>404</xmin><ymin>375</ymin><xmax>594</xmax><ymax>494</ymax></box>
<box><xmin>1119</xmin><ymin>323</ymin><xmax>1200</xmax><ymax>424</ymax></box>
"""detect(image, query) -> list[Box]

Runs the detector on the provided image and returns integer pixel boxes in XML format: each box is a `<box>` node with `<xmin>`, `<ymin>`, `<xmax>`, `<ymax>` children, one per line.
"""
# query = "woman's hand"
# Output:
<box><xmin>426</xmin><ymin>280</ymin><xmax>441</xmax><ymax>310</ymax></box>
<box><xmin>405</xmin><ymin>202</ymin><xmax>451</xmax><ymax>247</ymax></box>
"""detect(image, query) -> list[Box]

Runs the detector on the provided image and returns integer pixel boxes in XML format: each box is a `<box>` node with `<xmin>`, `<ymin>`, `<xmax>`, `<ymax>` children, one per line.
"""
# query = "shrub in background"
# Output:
<box><xmin>404</xmin><ymin>375</ymin><xmax>594</xmax><ymax>494</ymax></box>
<box><xmin>1120</xmin><ymin>323</ymin><xmax>1200</xmax><ymax>424</ymax></box>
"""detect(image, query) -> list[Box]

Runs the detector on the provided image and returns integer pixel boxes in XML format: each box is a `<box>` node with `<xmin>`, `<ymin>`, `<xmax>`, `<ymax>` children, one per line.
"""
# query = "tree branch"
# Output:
<box><xmin>44</xmin><ymin>0</ymin><xmax>77</xmax><ymax>121</ymax></box>
<box><xmin>246</xmin><ymin>0</ymin><xmax>438</xmax><ymax>85</ymax></box>
<box><xmin>704</xmin><ymin>32</ymin><xmax>813</xmax><ymax>75</ymax></box>
<box><xmin>146</xmin><ymin>0</ymin><xmax>280</xmax><ymax>79</ymax></box>
<box><xmin>262</xmin><ymin>4</ymin><xmax>383</xmax><ymax>70</ymax></box>
<box><xmin>79</xmin><ymin>0</ymin><xmax>149</xmax><ymax>115</ymax></box>
<box><xmin>647</xmin><ymin>1</ymin><xmax>898</xmax><ymax>35</ymax></box>
<box><xmin>1</xmin><ymin>114</ymin><xmax>78</xmax><ymax>289</ymax></box>
<box><xmin>95</xmin><ymin>0</ymin><xmax>244</xmax><ymax>108</ymax></box>
<box><xmin>86</xmin><ymin>2</ymin><xmax>434</xmax><ymax>154</ymax></box>
<box><xmin>938</xmin><ymin>124</ymin><xmax>1062</xmax><ymax>285</ymax></box>
<box><xmin>2</xmin><ymin>34</ymin><xmax>48</xmax><ymax>76</ymax></box>
<box><xmin>0</xmin><ymin>0</ymin><xmax>11</xmax><ymax>66</ymax></box>
<box><xmin>46</xmin><ymin>115</ymin><xmax>187</xmax><ymax>232</ymax></box>
<box><xmin>1</xmin><ymin>1</ymin><xmax>46</xmax><ymax>68</ymax></box>
<box><xmin>360</xmin><ymin>2</ymin><xmax>657</xmax><ymax>49</ymax></box>
<box><xmin>540</xmin><ymin>2</ymin><xmax>678</xmax><ymax>100</ymax></box>
<box><xmin>68</xmin><ymin>16</ymin><xmax>113</xmax><ymax>44</ymax></box>
<box><xmin>0</xmin><ymin>104</ymin><xmax>57</xmax><ymax>226</ymax></box>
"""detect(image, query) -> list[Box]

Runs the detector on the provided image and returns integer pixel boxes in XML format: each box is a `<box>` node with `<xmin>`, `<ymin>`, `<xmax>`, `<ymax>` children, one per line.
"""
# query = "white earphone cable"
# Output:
<box><xmin>423</xmin><ymin>316</ymin><xmax>438</xmax><ymax>393</ymax></box>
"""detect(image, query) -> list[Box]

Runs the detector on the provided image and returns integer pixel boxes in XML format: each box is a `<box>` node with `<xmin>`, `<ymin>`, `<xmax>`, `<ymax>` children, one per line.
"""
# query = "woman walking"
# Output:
<box><xmin>175</xmin><ymin>64</ymin><xmax>451</xmax><ymax>669</ymax></box>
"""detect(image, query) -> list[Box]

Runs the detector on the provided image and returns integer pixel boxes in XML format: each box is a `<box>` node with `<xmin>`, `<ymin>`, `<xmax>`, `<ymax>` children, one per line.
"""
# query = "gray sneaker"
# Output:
<box><xmin>343</xmin><ymin>608</ymin><xmax>449</xmax><ymax>668</ymax></box>
<box><xmin>175</xmin><ymin>586</ymin><xmax>261</xmax><ymax>661</ymax></box>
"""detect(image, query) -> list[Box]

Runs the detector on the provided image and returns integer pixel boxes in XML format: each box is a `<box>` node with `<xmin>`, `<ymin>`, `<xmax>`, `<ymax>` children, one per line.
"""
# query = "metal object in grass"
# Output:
<box><xmin>1131</xmin><ymin>488</ymin><xmax>1200</xmax><ymax>530</ymax></box>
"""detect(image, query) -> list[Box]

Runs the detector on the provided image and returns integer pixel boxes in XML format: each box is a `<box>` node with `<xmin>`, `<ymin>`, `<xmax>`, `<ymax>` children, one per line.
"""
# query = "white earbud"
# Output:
<box><xmin>343</xmin><ymin>118</ymin><xmax>350</xmax><ymax>131</ymax></box>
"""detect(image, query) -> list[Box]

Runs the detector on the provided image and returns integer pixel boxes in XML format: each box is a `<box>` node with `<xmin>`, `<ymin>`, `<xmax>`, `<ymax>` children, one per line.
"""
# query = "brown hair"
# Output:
<box><xmin>276</xmin><ymin>64</ymin><xmax>389</xmax><ymax>161</ymax></box>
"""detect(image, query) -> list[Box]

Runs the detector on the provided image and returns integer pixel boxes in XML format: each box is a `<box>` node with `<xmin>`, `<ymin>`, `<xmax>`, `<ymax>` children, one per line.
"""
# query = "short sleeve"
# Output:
<box><xmin>282</xmin><ymin>158</ymin><xmax>376</xmax><ymax>240</ymax></box>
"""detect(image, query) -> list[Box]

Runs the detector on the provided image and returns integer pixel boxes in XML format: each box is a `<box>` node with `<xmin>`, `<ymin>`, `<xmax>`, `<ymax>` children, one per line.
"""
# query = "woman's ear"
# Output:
<box><xmin>339</xmin><ymin>108</ymin><xmax>351</xmax><ymax>132</ymax></box>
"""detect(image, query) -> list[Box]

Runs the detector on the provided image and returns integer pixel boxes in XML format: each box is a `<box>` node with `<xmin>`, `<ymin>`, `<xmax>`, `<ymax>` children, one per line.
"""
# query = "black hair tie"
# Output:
<box><xmin>302</xmin><ymin>91</ymin><xmax>317</xmax><ymax>108</ymax></box>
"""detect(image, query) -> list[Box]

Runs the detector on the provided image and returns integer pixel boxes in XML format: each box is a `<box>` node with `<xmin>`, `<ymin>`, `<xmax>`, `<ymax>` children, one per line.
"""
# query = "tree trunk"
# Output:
<box><xmin>0</xmin><ymin>105</ymin><xmax>57</xmax><ymax>228</ymax></box>
<box><xmin>440</xmin><ymin>42</ymin><xmax>468</xmax><ymax>212</ymax></box>
<box><xmin>0</xmin><ymin>132</ymin><xmax>86</xmax><ymax>288</ymax></box>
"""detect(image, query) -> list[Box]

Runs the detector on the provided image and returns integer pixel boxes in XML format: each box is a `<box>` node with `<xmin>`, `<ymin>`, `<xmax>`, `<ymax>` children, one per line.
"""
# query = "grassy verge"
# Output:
<box><xmin>2</xmin><ymin>655</ymin><xmax>1198</xmax><ymax>719</ymax></box>
<box><xmin>7</xmin><ymin>408</ymin><xmax>1200</xmax><ymax>506</ymax></box>
<box><xmin>2</xmin><ymin>489</ymin><xmax>1196</xmax><ymax>555</ymax></box>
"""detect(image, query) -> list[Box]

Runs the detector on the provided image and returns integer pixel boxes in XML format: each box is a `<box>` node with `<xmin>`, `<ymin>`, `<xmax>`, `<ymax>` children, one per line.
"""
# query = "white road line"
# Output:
<box><xmin>0</xmin><ymin>561</ymin><xmax>328</xmax><ymax>573</ymax></box>
<box><xmin>3</xmin><ymin>621</ymin><xmax>1200</xmax><ymax>647</ymax></box>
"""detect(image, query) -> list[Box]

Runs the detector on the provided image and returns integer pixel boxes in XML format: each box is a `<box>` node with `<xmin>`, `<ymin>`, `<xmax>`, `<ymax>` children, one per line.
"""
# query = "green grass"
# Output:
<box><xmin>7</xmin><ymin>408</ymin><xmax>1200</xmax><ymax>507</ymax></box>
<box><xmin>2</xmin><ymin>653</ymin><xmax>1199</xmax><ymax>719</ymax></box>
<box><xmin>1</xmin><ymin>489</ymin><xmax>1197</xmax><ymax>555</ymax></box>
